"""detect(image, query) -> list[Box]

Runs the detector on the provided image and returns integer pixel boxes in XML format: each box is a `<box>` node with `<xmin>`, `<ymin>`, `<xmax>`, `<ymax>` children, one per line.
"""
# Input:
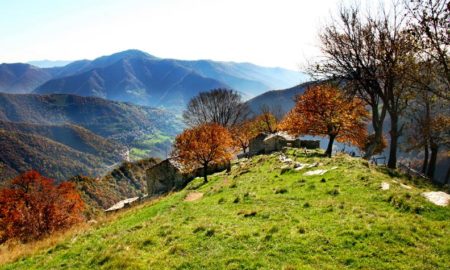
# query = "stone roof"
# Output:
<box><xmin>263</xmin><ymin>132</ymin><xmax>296</xmax><ymax>142</ymax></box>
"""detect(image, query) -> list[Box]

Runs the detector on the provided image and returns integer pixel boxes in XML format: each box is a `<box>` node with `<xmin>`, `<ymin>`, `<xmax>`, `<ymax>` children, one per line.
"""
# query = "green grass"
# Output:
<box><xmin>129</xmin><ymin>147</ymin><xmax>151</xmax><ymax>160</ymax></box>
<box><xmin>2</xmin><ymin>149</ymin><xmax>449</xmax><ymax>269</ymax></box>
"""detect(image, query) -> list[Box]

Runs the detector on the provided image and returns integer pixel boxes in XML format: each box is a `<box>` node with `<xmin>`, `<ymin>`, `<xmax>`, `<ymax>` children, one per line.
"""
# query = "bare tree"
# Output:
<box><xmin>404</xmin><ymin>0</ymin><xmax>450</xmax><ymax>99</ymax></box>
<box><xmin>259</xmin><ymin>104</ymin><xmax>284</xmax><ymax>122</ymax></box>
<box><xmin>404</xmin><ymin>59</ymin><xmax>450</xmax><ymax>179</ymax></box>
<box><xmin>183</xmin><ymin>89</ymin><xmax>250</xmax><ymax>128</ymax></box>
<box><xmin>311</xmin><ymin>3</ymin><xmax>414</xmax><ymax>168</ymax></box>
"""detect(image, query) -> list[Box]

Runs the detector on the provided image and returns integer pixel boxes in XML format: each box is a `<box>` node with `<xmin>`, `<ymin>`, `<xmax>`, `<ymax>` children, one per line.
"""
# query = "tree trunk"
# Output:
<box><xmin>364</xmin><ymin>105</ymin><xmax>386</xmax><ymax>159</ymax></box>
<box><xmin>203</xmin><ymin>164</ymin><xmax>208</xmax><ymax>183</ymax></box>
<box><xmin>445</xmin><ymin>166</ymin><xmax>450</xmax><ymax>185</ymax></box>
<box><xmin>226</xmin><ymin>161</ymin><xmax>231</xmax><ymax>173</ymax></box>
<box><xmin>325</xmin><ymin>134</ymin><xmax>336</xmax><ymax>158</ymax></box>
<box><xmin>427</xmin><ymin>143</ymin><xmax>438</xmax><ymax>180</ymax></box>
<box><xmin>422</xmin><ymin>142</ymin><xmax>429</xmax><ymax>174</ymax></box>
<box><xmin>388</xmin><ymin>114</ymin><xmax>399</xmax><ymax>169</ymax></box>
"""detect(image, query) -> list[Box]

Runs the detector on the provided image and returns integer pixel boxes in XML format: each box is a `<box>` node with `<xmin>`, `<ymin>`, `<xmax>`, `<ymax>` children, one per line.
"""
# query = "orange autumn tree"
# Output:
<box><xmin>0</xmin><ymin>170</ymin><xmax>85</xmax><ymax>243</ymax></box>
<box><xmin>279</xmin><ymin>85</ymin><xmax>369</xmax><ymax>157</ymax></box>
<box><xmin>230</xmin><ymin>119</ymin><xmax>259</xmax><ymax>155</ymax></box>
<box><xmin>172</xmin><ymin>123</ymin><xmax>235</xmax><ymax>183</ymax></box>
<box><xmin>253</xmin><ymin>111</ymin><xmax>278</xmax><ymax>133</ymax></box>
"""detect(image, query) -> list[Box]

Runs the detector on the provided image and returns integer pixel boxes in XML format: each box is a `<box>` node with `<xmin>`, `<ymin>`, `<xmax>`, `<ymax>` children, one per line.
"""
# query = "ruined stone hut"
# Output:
<box><xmin>146</xmin><ymin>159</ymin><xmax>189</xmax><ymax>196</ymax></box>
<box><xmin>248</xmin><ymin>132</ymin><xmax>320</xmax><ymax>156</ymax></box>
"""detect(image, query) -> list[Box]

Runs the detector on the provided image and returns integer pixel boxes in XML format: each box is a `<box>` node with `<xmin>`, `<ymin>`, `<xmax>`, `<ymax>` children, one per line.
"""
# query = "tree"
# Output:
<box><xmin>253</xmin><ymin>110</ymin><xmax>278</xmax><ymax>134</ymax></box>
<box><xmin>279</xmin><ymin>85</ymin><xmax>369</xmax><ymax>157</ymax></box>
<box><xmin>403</xmin><ymin>55</ymin><xmax>450</xmax><ymax>178</ymax></box>
<box><xmin>312</xmin><ymin>3</ymin><xmax>415</xmax><ymax>168</ymax></box>
<box><xmin>405</xmin><ymin>92</ymin><xmax>450</xmax><ymax>179</ymax></box>
<box><xmin>363</xmin><ymin>134</ymin><xmax>388</xmax><ymax>156</ymax></box>
<box><xmin>0</xmin><ymin>171</ymin><xmax>84</xmax><ymax>243</ymax></box>
<box><xmin>230</xmin><ymin>119</ymin><xmax>259</xmax><ymax>154</ymax></box>
<box><xmin>172</xmin><ymin>123</ymin><xmax>235</xmax><ymax>183</ymax></box>
<box><xmin>183</xmin><ymin>88</ymin><xmax>250</xmax><ymax>128</ymax></box>
<box><xmin>405</xmin><ymin>0</ymin><xmax>450</xmax><ymax>98</ymax></box>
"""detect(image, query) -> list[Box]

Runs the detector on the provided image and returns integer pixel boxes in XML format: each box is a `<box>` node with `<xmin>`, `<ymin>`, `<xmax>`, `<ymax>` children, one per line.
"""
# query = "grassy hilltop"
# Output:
<box><xmin>2</xmin><ymin>149</ymin><xmax>449</xmax><ymax>269</ymax></box>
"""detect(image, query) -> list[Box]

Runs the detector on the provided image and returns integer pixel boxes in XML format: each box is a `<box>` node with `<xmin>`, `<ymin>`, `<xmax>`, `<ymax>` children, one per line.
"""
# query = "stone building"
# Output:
<box><xmin>248</xmin><ymin>132</ymin><xmax>319</xmax><ymax>156</ymax></box>
<box><xmin>146</xmin><ymin>159</ymin><xmax>229</xmax><ymax>196</ymax></box>
<box><xmin>146</xmin><ymin>159</ymin><xmax>189</xmax><ymax>196</ymax></box>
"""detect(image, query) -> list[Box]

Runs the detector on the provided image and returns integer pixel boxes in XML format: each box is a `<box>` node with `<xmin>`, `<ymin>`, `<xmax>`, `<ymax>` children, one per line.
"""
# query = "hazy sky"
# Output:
<box><xmin>0</xmin><ymin>0</ymin><xmax>355</xmax><ymax>70</ymax></box>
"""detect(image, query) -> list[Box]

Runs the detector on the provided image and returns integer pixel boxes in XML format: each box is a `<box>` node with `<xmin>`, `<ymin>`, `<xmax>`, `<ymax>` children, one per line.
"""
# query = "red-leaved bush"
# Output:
<box><xmin>0</xmin><ymin>170</ymin><xmax>84</xmax><ymax>243</ymax></box>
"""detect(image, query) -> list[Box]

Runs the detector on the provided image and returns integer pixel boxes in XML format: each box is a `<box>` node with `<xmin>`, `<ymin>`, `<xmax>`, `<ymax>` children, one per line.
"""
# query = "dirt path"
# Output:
<box><xmin>184</xmin><ymin>192</ymin><xmax>204</xmax><ymax>202</ymax></box>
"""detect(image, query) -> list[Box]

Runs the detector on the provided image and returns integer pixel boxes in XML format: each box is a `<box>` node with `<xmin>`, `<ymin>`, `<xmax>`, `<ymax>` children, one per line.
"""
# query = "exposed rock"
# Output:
<box><xmin>381</xmin><ymin>182</ymin><xmax>390</xmax><ymax>190</ymax></box>
<box><xmin>294</xmin><ymin>163</ymin><xmax>310</xmax><ymax>171</ymax></box>
<box><xmin>422</xmin><ymin>191</ymin><xmax>450</xmax><ymax>207</ymax></box>
<box><xmin>307</xmin><ymin>163</ymin><xmax>319</xmax><ymax>168</ymax></box>
<box><xmin>400</xmin><ymin>183</ymin><xmax>412</xmax><ymax>190</ymax></box>
<box><xmin>304</xmin><ymin>169</ymin><xmax>328</xmax><ymax>176</ymax></box>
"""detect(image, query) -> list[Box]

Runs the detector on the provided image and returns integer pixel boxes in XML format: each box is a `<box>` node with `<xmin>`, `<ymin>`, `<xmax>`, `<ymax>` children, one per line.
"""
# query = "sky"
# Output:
<box><xmin>0</xmin><ymin>0</ymin><xmax>363</xmax><ymax>70</ymax></box>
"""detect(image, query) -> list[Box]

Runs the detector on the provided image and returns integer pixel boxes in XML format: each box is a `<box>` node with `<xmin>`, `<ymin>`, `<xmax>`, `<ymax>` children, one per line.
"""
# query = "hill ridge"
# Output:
<box><xmin>2</xmin><ymin>149</ymin><xmax>448</xmax><ymax>269</ymax></box>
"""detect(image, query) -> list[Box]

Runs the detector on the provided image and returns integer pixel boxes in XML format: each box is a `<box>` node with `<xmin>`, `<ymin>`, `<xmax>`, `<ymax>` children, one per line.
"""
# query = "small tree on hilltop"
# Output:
<box><xmin>0</xmin><ymin>171</ymin><xmax>84</xmax><ymax>243</ymax></box>
<box><xmin>230</xmin><ymin>119</ymin><xmax>259</xmax><ymax>155</ymax></box>
<box><xmin>279</xmin><ymin>85</ymin><xmax>369</xmax><ymax>157</ymax></box>
<box><xmin>172</xmin><ymin>123</ymin><xmax>235</xmax><ymax>183</ymax></box>
<box><xmin>253</xmin><ymin>111</ymin><xmax>278</xmax><ymax>134</ymax></box>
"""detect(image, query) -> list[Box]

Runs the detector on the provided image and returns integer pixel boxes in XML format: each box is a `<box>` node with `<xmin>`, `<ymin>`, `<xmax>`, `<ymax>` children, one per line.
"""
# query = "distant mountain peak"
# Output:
<box><xmin>27</xmin><ymin>60</ymin><xmax>73</xmax><ymax>68</ymax></box>
<box><xmin>95</xmin><ymin>49</ymin><xmax>157</xmax><ymax>62</ymax></box>
<box><xmin>1</xmin><ymin>49</ymin><xmax>308</xmax><ymax>107</ymax></box>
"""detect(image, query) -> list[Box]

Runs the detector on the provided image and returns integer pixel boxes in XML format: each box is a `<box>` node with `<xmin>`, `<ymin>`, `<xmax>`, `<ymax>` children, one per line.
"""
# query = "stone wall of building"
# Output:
<box><xmin>146</xmin><ymin>159</ymin><xmax>230</xmax><ymax>197</ymax></box>
<box><xmin>248</xmin><ymin>133</ymin><xmax>268</xmax><ymax>156</ymax></box>
<box><xmin>300</xmin><ymin>140</ymin><xmax>320</xmax><ymax>149</ymax></box>
<box><xmin>264</xmin><ymin>135</ymin><xmax>289</xmax><ymax>153</ymax></box>
<box><xmin>146</xmin><ymin>159</ymin><xmax>186</xmax><ymax>196</ymax></box>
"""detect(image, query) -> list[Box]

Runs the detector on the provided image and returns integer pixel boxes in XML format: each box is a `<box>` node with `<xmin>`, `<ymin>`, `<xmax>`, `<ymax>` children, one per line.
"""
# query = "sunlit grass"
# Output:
<box><xmin>1</xmin><ymin>149</ymin><xmax>449</xmax><ymax>269</ymax></box>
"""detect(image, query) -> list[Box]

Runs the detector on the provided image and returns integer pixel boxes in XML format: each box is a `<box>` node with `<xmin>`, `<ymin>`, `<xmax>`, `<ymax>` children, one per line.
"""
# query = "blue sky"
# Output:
<box><xmin>0</xmin><ymin>0</ymin><xmax>371</xmax><ymax>69</ymax></box>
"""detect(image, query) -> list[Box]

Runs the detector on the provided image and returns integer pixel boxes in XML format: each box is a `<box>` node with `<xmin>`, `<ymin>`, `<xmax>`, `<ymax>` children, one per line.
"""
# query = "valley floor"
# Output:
<box><xmin>1</xmin><ymin>149</ymin><xmax>449</xmax><ymax>269</ymax></box>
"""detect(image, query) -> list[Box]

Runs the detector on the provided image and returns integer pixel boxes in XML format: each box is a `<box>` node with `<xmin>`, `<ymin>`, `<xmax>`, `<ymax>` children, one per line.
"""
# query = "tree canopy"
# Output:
<box><xmin>0</xmin><ymin>171</ymin><xmax>84</xmax><ymax>243</ymax></box>
<box><xmin>279</xmin><ymin>85</ymin><xmax>369</xmax><ymax>157</ymax></box>
<box><xmin>172</xmin><ymin>123</ymin><xmax>235</xmax><ymax>182</ymax></box>
<box><xmin>183</xmin><ymin>88</ymin><xmax>250</xmax><ymax>128</ymax></box>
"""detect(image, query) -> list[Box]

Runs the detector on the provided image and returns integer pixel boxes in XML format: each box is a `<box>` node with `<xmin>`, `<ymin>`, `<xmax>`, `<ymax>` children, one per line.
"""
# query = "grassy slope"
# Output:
<box><xmin>2</xmin><ymin>149</ymin><xmax>449</xmax><ymax>269</ymax></box>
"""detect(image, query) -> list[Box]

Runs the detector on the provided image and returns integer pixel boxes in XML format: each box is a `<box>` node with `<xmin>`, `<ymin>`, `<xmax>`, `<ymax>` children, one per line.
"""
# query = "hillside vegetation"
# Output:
<box><xmin>0</xmin><ymin>93</ymin><xmax>182</xmax><ymax>181</ymax></box>
<box><xmin>0</xmin><ymin>63</ymin><xmax>51</xmax><ymax>94</ymax></box>
<box><xmin>69</xmin><ymin>157</ymin><xmax>159</xmax><ymax>216</ymax></box>
<box><xmin>2</xmin><ymin>149</ymin><xmax>449</xmax><ymax>269</ymax></box>
<box><xmin>0</xmin><ymin>128</ymin><xmax>121</xmax><ymax>182</ymax></box>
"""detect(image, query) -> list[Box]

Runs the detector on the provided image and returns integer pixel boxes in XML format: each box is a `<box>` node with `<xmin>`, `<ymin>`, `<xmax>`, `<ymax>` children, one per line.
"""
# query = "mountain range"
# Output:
<box><xmin>0</xmin><ymin>50</ymin><xmax>306</xmax><ymax>110</ymax></box>
<box><xmin>0</xmin><ymin>63</ymin><xmax>52</xmax><ymax>94</ymax></box>
<box><xmin>246</xmin><ymin>81</ymin><xmax>319</xmax><ymax>115</ymax></box>
<box><xmin>27</xmin><ymin>60</ymin><xmax>73</xmax><ymax>68</ymax></box>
